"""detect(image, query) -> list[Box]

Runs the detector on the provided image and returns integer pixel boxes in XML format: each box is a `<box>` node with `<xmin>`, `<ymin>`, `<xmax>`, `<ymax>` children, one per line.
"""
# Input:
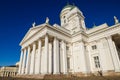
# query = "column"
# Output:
<box><xmin>45</xmin><ymin>35</ymin><xmax>49</xmax><ymax>73</ymax></box>
<box><xmin>107</xmin><ymin>36</ymin><xmax>120</xmax><ymax>72</ymax></box>
<box><xmin>37</xmin><ymin>39</ymin><xmax>42</xmax><ymax>74</ymax></box>
<box><xmin>70</xmin><ymin>44</ymin><xmax>74</xmax><ymax>73</ymax></box>
<box><xmin>21</xmin><ymin>48</ymin><xmax>27</xmax><ymax>74</ymax></box>
<box><xmin>48</xmin><ymin>43</ymin><xmax>52</xmax><ymax>74</ymax></box>
<box><xmin>86</xmin><ymin>45</ymin><xmax>93</xmax><ymax>72</ymax></box>
<box><xmin>56</xmin><ymin>39</ymin><xmax>60</xmax><ymax>73</ymax></box>
<box><xmin>97</xmin><ymin>39</ymin><xmax>104</xmax><ymax>71</ymax></box>
<box><xmin>18</xmin><ymin>50</ymin><xmax>23</xmax><ymax>74</ymax></box>
<box><xmin>30</xmin><ymin>42</ymin><xmax>36</xmax><ymax>74</ymax></box>
<box><xmin>53</xmin><ymin>37</ymin><xmax>60</xmax><ymax>74</ymax></box>
<box><xmin>113</xmin><ymin>41</ymin><xmax>120</xmax><ymax>61</ymax></box>
<box><xmin>60</xmin><ymin>41</ymin><xmax>63</xmax><ymax>73</ymax></box>
<box><xmin>79</xmin><ymin>41</ymin><xmax>87</xmax><ymax>73</ymax></box>
<box><xmin>25</xmin><ymin>46</ymin><xmax>31</xmax><ymax>74</ymax></box>
<box><xmin>112</xmin><ymin>40</ymin><xmax>120</xmax><ymax>71</ymax></box>
<box><xmin>62</xmin><ymin>40</ymin><xmax>67</xmax><ymax>74</ymax></box>
<box><xmin>98</xmin><ymin>38</ymin><xmax>115</xmax><ymax>71</ymax></box>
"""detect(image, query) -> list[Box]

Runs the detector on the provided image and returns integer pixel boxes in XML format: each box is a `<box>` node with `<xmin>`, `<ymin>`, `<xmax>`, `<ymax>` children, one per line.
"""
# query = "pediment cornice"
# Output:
<box><xmin>20</xmin><ymin>23</ymin><xmax>72</xmax><ymax>46</ymax></box>
<box><xmin>20</xmin><ymin>24</ymin><xmax>46</xmax><ymax>45</ymax></box>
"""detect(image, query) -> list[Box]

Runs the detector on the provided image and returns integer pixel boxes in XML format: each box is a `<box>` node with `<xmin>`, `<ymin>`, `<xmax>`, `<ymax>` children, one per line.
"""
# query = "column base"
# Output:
<box><xmin>53</xmin><ymin>72</ymin><xmax>60</xmax><ymax>74</ymax></box>
<box><xmin>115</xmin><ymin>69</ymin><xmax>120</xmax><ymax>72</ymax></box>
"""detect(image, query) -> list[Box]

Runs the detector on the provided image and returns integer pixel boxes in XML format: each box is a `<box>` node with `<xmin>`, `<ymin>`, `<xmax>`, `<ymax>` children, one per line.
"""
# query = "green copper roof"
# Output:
<box><xmin>62</xmin><ymin>4</ymin><xmax>76</xmax><ymax>11</ymax></box>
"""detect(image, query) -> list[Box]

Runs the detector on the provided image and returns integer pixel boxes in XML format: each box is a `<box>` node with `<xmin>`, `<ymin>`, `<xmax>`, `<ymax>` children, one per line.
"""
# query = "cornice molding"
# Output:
<box><xmin>88</xmin><ymin>23</ymin><xmax>120</xmax><ymax>37</ymax></box>
<box><xmin>20</xmin><ymin>24</ymin><xmax>72</xmax><ymax>46</ymax></box>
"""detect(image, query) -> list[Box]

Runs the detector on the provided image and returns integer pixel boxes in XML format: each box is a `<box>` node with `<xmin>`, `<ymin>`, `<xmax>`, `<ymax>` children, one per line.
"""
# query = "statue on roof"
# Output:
<box><xmin>32</xmin><ymin>22</ymin><xmax>36</xmax><ymax>27</ymax></box>
<box><xmin>45</xmin><ymin>17</ymin><xmax>49</xmax><ymax>24</ymax></box>
<box><xmin>114</xmin><ymin>16</ymin><xmax>119</xmax><ymax>24</ymax></box>
<box><xmin>93</xmin><ymin>23</ymin><xmax>97</xmax><ymax>28</ymax></box>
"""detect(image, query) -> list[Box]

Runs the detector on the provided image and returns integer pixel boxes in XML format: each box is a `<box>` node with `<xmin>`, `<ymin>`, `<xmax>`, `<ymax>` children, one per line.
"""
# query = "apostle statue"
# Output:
<box><xmin>45</xmin><ymin>17</ymin><xmax>49</xmax><ymax>24</ymax></box>
<box><xmin>32</xmin><ymin>22</ymin><xmax>36</xmax><ymax>27</ymax></box>
<box><xmin>114</xmin><ymin>16</ymin><xmax>119</xmax><ymax>24</ymax></box>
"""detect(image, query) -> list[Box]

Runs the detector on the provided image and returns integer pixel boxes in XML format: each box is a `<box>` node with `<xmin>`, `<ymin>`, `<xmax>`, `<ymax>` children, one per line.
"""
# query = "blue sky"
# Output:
<box><xmin>0</xmin><ymin>0</ymin><xmax>120</xmax><ymax>66</ymax></box>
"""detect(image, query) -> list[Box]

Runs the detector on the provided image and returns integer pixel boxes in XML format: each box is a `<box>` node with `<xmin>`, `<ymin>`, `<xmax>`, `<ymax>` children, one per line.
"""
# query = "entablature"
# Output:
<box><xmin>20</xmin><ymin>23</ymin><xmax>72</xmax><ymax>49</ymax></box>
<box><xmin>88</xmin><ymin>23</ymin><xmax>120</xmax><ymax>42</ymax></box>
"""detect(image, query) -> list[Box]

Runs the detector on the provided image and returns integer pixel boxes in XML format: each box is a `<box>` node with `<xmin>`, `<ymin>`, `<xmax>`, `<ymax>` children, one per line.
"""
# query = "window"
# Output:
<box><xmin>94</xmin><ymin>56</ymin><xmax>100</xmax><ymax>68</ymax></box>
<box><xmin>92</xmin><ymin>45</ymin><xmax>97</xmax><ymax>50</ymax></box>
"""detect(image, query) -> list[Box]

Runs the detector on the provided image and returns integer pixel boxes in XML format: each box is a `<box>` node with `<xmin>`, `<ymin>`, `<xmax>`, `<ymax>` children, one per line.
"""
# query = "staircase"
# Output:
<box><xmin>44</xmin><ymin>74</ymin><xmax>71</xmax><ymax>79</ymax></box>
<box><xmin>44</xmin><ymin>74</ymin><xmax>120</xmax><ymax>80</ymax></box>
<box><xmin>16</xmin><ymin>74</ymin><xmax>44</xmax><ymax>79</ymax></box>
<box><xmin>0</xmin><ymin>75</ymin><xmax>120</xmax><ymax>80</ymax></box>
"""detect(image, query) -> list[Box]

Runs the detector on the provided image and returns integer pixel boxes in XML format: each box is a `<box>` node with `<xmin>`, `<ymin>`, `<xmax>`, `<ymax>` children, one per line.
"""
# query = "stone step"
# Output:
<box><xmin>16</xmin><ymin>74</ymin><xmax>44</xmax><ymax>79</ymax></box>
<box><xmin>1</xmin><ymin>75</ymin><xmax>120</xmax><ymax>80</ymax></box>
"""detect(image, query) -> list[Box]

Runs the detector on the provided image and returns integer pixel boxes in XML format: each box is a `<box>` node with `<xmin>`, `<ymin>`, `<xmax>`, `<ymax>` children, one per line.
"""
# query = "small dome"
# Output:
<box><xmin>61</xmin><ymin>4</ymin><xmax>76</xmax><ymax>13</ymax></box>
<box><xmin>63</xmin><ymin>4</ymin><xmax>76</xmax><ymax>10</ymax></box>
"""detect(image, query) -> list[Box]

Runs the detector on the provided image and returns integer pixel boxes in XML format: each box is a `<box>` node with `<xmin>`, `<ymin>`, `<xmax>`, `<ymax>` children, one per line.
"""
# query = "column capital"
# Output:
<box><xmin>46</xmin><ymin>33</ymin><xmax>48</xmax><ymax>35</ymax></box>
<box><xmin>38</xmin><ymin>38</ymin><xmax>42</xmax><ymax>41</ymax></box>
<box><xmin>54</xmin><ymin>37</ymin><xmax>61</xmax><ymax>42</ymax></box>
<box><xmin>105</xmin><ymin>36</ymin><xmax>112</xmax><ymax>39</ymax></box>
<box><xmin>27</xmin><ymin>46</ymin><xmax>31</xmax><ymax>50</ymax></box>
<box><xmin>44</xmin><ymin>33</ymin><xmax>49</xmax><ymax>38</ymax></box>
<box><xmin>105</xmin><ymin>36</ymin><xmax>113</xmax><ymax>42</ymax></box>
<box><xmin>54</xmin><ymin>36</ymin><xmax>58</xmax><ymax>39</ymax></box>
<box><xmin>27</xmin><ymin>45</ymin><xmax>31</xmax><ymax>48</ymax></box>
<box><xmin>32</xmin><ymin>41</ymin><xmax>37</xmax><ymax>45</ymax></box>
<box><xmin>61</xmin><ymin>40</ymin><xmax>65</xmax><ymax>42</ymax></box>
<box><xmin>23</xmin><ymin>47</ymin><xmax>27</xmax><ymax>51</ymax></box>
<box><xmin>20</xmin><ymin>49</ymin><xmax>24</xmax><ymax>52</ymax></box>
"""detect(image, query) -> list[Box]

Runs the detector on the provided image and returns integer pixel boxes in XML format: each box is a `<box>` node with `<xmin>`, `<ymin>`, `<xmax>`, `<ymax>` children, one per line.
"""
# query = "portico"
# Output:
<box><xmin>18</xmin><ymin>31</ymin><xmax>68</xmax><ymax>75</ymax></box>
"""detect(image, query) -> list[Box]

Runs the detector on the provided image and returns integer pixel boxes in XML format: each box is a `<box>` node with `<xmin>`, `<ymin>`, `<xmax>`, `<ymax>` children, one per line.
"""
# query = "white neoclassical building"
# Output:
<box><xmin>18</xmin><ymin>4</ymin><xmax>120</xmax><ymax>76</ymax></box>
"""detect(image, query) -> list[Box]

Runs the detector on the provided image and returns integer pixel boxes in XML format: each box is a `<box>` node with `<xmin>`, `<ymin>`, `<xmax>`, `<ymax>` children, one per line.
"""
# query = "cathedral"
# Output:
<box><xmin>18</xmin><ymin>4</ymin><xmax>120</xmax><ymax>76</ymax></box>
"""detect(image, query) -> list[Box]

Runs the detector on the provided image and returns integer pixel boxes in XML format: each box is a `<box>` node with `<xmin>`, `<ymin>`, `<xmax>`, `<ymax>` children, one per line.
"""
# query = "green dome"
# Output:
<box><xmin>63</xmin><ymin>4</ymin><xmax>75</xmax><ymax>9</ymax></box>
<box><xmin>61</xmin><ymin>4</ymin><xmax>76</xmax><ymax>12</ymax></box>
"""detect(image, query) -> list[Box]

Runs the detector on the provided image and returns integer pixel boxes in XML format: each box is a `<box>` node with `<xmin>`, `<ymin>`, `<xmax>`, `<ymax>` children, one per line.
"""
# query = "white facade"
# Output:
<box><xmin>18</xmin><ymin>5</ymin><xmax>120</xmax><ymax>75</ymax></box>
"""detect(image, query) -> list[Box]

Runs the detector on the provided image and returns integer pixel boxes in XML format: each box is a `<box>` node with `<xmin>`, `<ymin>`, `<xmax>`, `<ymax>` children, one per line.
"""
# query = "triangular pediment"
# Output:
<box><xmin>20</xmin><ymin>26</ymin><xmax>43</xmax><ymax>45</ymax></box>
<box><xmin>20</xmin><ymin>23</ymin><xmax>71</xmax><ymax>45</ymax></box>
<box><xmin>26</xmin><ymin>28</ymin><xmax>40</xmax><ymax>40</ymax></box>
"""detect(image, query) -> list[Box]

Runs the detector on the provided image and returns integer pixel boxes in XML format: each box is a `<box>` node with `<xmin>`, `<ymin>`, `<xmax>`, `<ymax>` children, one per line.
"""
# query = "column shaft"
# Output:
<box><xmin>30</xmin><ymin>43</ymin><xmax>36</xmax><ymax>74</ymax></box>
<box><xmin>79</xmin><ymin>42</ymin><xmax>87</xmax><ymax>73</ymax></box>
<box><xmin>37</xmin><ymin>39</ymin><xmax>42</xmax><ymax>74</ymax></box>
<box><xmin>45</xmin><ymin>35</ymin><xmax>49</xmax><ymax>73</ymax></box>
<box><xmin>25</xmin><ymin>46</ymin><xmax>31</xmax><ymax>74</ymax></box>
<box><xmin>18</xmin><ymin>50</ymin><xmax>23</xmax><ymax>74</ymax></box>
<box><xmin>107</xmin><ymin>36</ymin><xmax>120</xmax><ymax>71</ymax></box>
<box><xmin>21</xmin><ymin>48</ymin><xmax>27</xmax><ymax>74</ymax></box>
<box><xmin>48</xmin><ymin>43</ymin><xmax>52</xmax><ymax>74</ymax></box>
<box><xmin>53</xmin><ymin>37</ymin><xmax>60</xmax><ymax>74</ymax></box>
<box><xmin>112</xmin><ymin>41</ymin><xmax>120</xmax><ymax>67</ymax></box>
<box><xmin>62</xmin><ymin>40</ymin><xmax>67</xmax><ymax>74</ymax></box>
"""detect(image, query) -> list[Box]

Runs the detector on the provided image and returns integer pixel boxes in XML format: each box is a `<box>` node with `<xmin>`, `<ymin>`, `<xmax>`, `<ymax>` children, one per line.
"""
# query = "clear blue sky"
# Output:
<box><xmin>0</xmin><ymin>0</ymin><xmax>120</xmax><ymax>66</ymax></box>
